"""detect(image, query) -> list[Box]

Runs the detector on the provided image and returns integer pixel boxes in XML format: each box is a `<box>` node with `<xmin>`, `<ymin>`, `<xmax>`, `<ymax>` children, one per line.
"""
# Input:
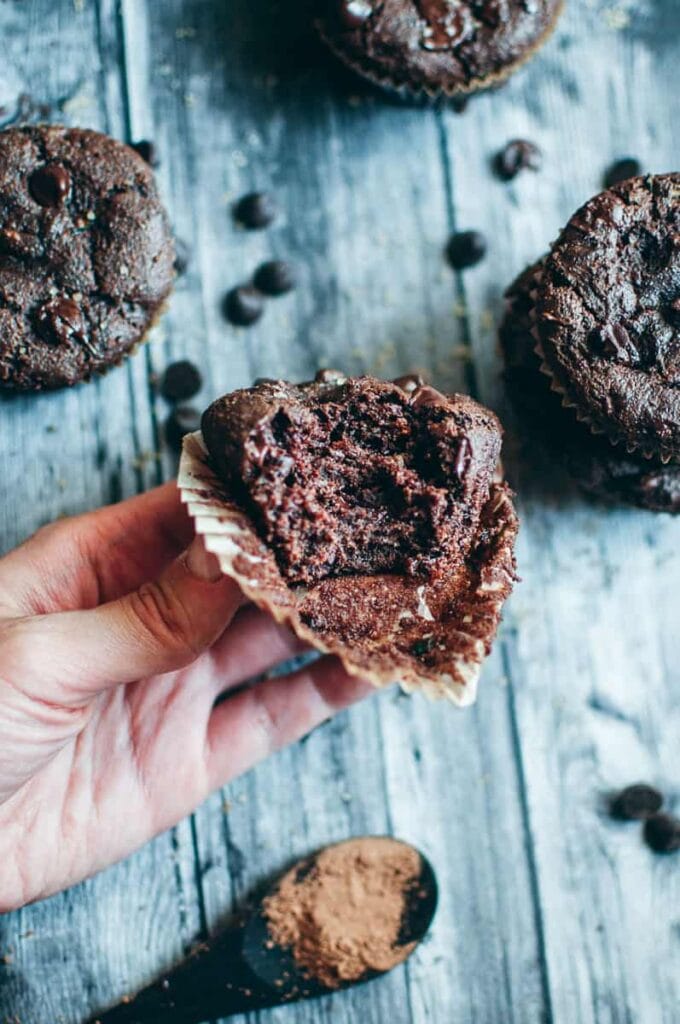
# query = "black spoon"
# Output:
<box><xmin>91</xmin><ymin>837</ymin><xmax>437</xmax><ymax>1024</ymax></box>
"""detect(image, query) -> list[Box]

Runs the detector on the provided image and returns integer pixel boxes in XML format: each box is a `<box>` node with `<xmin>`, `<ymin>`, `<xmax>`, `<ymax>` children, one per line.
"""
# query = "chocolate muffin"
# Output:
<box><xmin>501</xmin><ymin>259</ymin><xmax>680</xmax><ymax>513</ymax></box>
<box><xmin>189</xmin><ymin>372</ymin><xmax>519</xmax><ymax>705</ymax></box>
<box><xmin>317</xmin><ymin>0</ymin><xmax>565</xmax><ymax>98</ymax></box>
<box><xmin>0</xmin><ymin>125</ymin><xmax>175</xmax><ymax>391</ymax></box>
<box><xmin>534</xmin><ymin>174</ymin><xmax>680</xmax><ymax>462</ymax></box>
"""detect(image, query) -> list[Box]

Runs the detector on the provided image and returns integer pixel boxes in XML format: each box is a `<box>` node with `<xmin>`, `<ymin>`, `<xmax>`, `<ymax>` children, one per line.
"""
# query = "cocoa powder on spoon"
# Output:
<box><xmin>262</xmin><ymin>837</ymin><xmax>423</xmax><ymax>989</ymax></box>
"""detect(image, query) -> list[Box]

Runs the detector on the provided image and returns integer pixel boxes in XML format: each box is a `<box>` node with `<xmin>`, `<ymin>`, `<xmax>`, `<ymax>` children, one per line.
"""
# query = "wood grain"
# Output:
<box><xmin>0</xmin><ymin>1</ymin><xmax>679</xmax><ymax>1022</ymax></box>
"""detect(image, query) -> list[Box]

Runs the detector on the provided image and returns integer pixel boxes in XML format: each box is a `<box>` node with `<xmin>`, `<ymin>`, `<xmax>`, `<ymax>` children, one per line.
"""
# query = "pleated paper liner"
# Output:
<box><xmin>178</xmin><ymin>430</ymin><xmax>519</xmax><ymax>707</ymax></box>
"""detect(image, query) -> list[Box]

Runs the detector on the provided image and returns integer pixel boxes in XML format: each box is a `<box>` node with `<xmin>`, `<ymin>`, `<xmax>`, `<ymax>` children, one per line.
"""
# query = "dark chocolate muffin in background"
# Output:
<box><xmin>500</xmin><ymin>258</ymin><xmax>680</xmax><ymax>514</ymax></box>
<box><xmin>533</xmin><ymin>173</ymin><xmax>680</xmax><ymax>462</ymax></box>
<box><xmin>317</xmin><ymin>0</ymin><xmax>565</xmax><ymax>98</ymax></box>
<box><xmin>0</xmin><ymin>125</ymin><xmax>175</xmax><ymax>391</ymax></box>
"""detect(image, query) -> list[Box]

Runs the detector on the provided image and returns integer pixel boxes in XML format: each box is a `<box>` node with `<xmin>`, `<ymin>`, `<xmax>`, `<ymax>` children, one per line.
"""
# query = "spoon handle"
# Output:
<box><xmin>91</xmin><ymin>928</ymin><xmax>275</xmax><ymax>1024</ymax></box>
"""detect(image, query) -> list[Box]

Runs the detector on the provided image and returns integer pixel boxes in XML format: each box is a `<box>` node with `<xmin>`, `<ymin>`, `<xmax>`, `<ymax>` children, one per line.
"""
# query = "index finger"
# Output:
<box><xmin>0</xmin><ymin>483</ymin><xmax>193</xmax><ymax>614</ymax></box>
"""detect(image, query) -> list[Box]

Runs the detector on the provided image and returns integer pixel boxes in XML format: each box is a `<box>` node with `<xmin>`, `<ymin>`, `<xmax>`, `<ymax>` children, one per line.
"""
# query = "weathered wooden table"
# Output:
<box><xmin>0</xmin><ymin>1</ymin><xmax>679</xmax><ymax>1022</ymax></box>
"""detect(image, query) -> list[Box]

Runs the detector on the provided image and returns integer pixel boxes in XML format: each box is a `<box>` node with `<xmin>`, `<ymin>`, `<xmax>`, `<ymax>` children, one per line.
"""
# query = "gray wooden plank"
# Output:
<box><xmin>0</xmin><ymin>2</ymin><xmax>204</xmax><ymax>1022</ymax></box>
<box><xmin>438</xmin><ymin>1</ymin><xmax>680</xmax><ymax>1022</ymax></box>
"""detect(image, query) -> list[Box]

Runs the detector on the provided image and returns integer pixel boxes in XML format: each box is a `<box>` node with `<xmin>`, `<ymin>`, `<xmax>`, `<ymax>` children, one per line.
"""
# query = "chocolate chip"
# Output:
<box><xmin>224</xmin><ymin>286</ymin><xmax>265</xmax><ymax>326</ymax></box>
<box><xmin>165</xmin><ymin>406</ymin><xmax>201</xmax><ymax>452</ymax></box>
<box><xmin>393</xmin><ymin>372</ymin><xmax>425</xmax><ymax>394</ymax></box>
<box><xmin>412</xmin><ymin>636</ymin><xmax>436</xmax><ymax>657</ymax></box>
<box><xmin>604</xmin><ymin>158</ymin><xmax>642</xmax><ymax>189</ymax></box>
<box><xmin>29</xmin><ymin>164</ymin><xmax>71</xmax><ymax>207</ymax></box>
<box><xmin>410</xmin><ymin>385</ymin><xmax>446</xmax><ymax>408</ymax></box>
<box><xmin>132</xmin><ymin>139</ymin><xmax>160</xmax><ymax>167</ymax></box>
<box><xmin>254</xmin><ymin>259</ymin><xmax>298</xmax><ymax>296</ymax></box>
<box><xmin>160</xmin><ymin>360</ymin><xmax>203</xmax><ymax>402</ymax></box>
<box><xmin>494</xmin><ymin>139</ymin><xmax>542</xmax><ymax>181</ymax></box>
<box><xmin>453</xmin><ymin>437</ymin><xmax>472</xmax><ymax>481</ymax></box>
<box><xmin>173</xmin><ymin>237</ymin><xmax>191</xmax><ymax>276</ymax></box>
<box><xmin>594</xmin><ymin>322</ymin><xmax>637</xmax><ymax>365</ymax></box>
<box><xmin>315</xmin><ymin>368</ymin><xmax>347</xmax><ymax>384</ymax></box>
<box><xmin>610</xmin><ymin>784</ymin><xmax>663</xmax><ymax>821</ymax></box>
<box><xmin>234</xmin><ymin>192</ymin><xmax>278</xmax><ymax>230</ymax></box>
<box><xmin>446</xmin><ymin>230</ymin><xmax>487</xmax><ymax>270</ymax></box>
<box><xmin>35</xmin><ymin>297</ymin><xmax>86</xmax><ymax>346</ymax></box>
<box><xmin>338</xmin><ymin>0</ymin><xmax>373</xmax><ymax>28</ymax></box>
<box><xmin>643</xmin><ymin>813</ymin><xmax>680</xmax><ymax>854</ymax></box>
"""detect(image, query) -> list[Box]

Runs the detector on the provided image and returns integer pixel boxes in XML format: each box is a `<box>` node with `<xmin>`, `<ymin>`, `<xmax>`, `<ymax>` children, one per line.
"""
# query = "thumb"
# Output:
<box><xmin>2</xmin><ymin>537</ymin><xmax>243</xmax><ymax>704</ymax></box>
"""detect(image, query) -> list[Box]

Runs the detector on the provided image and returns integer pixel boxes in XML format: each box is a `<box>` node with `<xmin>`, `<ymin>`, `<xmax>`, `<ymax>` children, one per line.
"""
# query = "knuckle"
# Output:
<box><xmin>127</xmin><ymin>580</ymin><xmax>199</xmax><ymax>663</ymax></box>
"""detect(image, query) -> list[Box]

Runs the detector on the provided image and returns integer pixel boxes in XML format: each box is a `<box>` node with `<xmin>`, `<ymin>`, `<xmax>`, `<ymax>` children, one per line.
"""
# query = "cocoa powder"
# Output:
<box><xmin>262</xmin><ymin>837</ymin><xmax>422</xmax><ymax>989</ymax></box>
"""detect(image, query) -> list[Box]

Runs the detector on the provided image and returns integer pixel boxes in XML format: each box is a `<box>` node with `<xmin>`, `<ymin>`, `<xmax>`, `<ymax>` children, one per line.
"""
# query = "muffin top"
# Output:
<box><xmin>318</xmin><ymin>0</ymin><xmax>564</xmax><ymax>95</ymax></box>
<box><xmin>0</xmin><ymin>124</ymin><xmax>175</xmax><ymax>391</ymax></box>
<box><xmin>534</xmin><ymin>174</ymin><xmax>680</xmax><ymax>461</ymax></box>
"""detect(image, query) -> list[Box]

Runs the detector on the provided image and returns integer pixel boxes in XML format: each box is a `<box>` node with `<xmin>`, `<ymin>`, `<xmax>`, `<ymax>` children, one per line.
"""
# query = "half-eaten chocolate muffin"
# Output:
<box><xmin>181</xmin><ymin>372</ymin><xmax>519</xmax><ymax>705</ymax></box>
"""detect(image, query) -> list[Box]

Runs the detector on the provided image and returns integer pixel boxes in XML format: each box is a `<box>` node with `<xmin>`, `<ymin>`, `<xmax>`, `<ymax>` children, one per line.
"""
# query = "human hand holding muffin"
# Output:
<box><xmin>0</xmin><ymin>483</ymin><xmax>370</xmax><ymax>913</ymax></box>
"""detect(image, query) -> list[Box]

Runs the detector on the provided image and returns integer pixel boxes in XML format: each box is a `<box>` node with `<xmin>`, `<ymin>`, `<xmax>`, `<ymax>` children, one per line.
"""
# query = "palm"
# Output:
<box><xmin>0</xmin><ymin>485</ymin><xmax>369</xmax><ymax>912</ymax></box>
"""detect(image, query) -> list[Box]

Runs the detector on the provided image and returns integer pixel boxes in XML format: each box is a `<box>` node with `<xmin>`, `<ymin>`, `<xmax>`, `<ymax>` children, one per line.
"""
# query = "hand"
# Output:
<box><xmin>0</xmin><ymin>484</ymin><xmax>370</xmax><ymax>912</ymax></box>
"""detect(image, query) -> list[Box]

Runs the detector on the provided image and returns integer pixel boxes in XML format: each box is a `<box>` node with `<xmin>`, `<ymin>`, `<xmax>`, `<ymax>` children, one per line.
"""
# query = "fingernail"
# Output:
<box><xmin>185</xmin><ymin>536</ymin><xmax>223</xmax><ymax>582</ymax></box>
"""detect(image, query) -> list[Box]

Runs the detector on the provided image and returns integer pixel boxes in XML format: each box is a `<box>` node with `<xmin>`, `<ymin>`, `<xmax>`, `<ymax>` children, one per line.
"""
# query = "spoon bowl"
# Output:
<box><xmin>92</xmin><ymin>836</ymin><xmax>437</xmax><ymax>1023</ymax></box>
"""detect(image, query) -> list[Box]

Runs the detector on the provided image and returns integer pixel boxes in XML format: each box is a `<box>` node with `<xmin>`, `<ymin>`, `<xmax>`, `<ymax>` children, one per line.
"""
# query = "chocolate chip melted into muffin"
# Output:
<box><xmin>535</xmin><ymin>174</ymin><xmax>680</xmax><ymax>459</ymax></box>
<box><xmin>202</xmin><ymin>375</ymin><xmax>501</xmax><ymax>586</ymax></box>
<box><xmin>0</xmin><ymin>125</ymin><xmax>174</xmax><ymax>390</ymax></box>
<box><xmin>321</xmin><ymin>0</ymin><xmax>564</xmax><ymax>95</ymax></box>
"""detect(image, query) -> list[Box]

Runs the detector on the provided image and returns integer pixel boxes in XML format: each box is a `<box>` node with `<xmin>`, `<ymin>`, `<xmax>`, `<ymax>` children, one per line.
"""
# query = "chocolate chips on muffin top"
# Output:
<box><xmin>0</xmin><ymin>124</ymin><xmax>175</xmax><ymax>391</ymax></box>
<box><xmin>534</xmin><ymin>174</ymin><xmax>680</xmax><ymax>461</ymax></box>
<box><xmin>500</xmin><ymin>256</ymin><xmax>680</xmax><ymax>513</ymax></box>
<box><xmin>318</xmin><ymin>0</ymin><xmax>565</xmax><ymax>97</ymax></box>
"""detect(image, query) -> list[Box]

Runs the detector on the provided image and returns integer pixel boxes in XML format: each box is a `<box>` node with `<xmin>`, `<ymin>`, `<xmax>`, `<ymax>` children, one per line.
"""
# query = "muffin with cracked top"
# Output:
<box><xmin>0</xmin><ymin>124</ymin><xmax>175</xmax><ymax>391</ymax></box>
<box><xmin>500</xmin><ymin>174</ymin><xmax>680</xmax><ymax>511</ymax></box>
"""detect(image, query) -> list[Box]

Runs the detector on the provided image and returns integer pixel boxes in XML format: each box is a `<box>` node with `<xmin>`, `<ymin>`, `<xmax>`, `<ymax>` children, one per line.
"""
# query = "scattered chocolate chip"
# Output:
<box><xmin>29</xmin><ymin>164</ymin><xmax>71</xmax><ymax>207</ymax></box>
<box><xmin>165</xmin><ymin>406</ymin><xmax>201</xmax><ymax>452</ymax></box>
<box><xmin>234</xmin><ymin>192</ymin><xmax>278</xmax><ymax>230</ymax></box>
<box><xmin>446</xmin><ymin>230</ymin><xmax>487</xmax><ymax>270</ymax></box>
<box><xmin>254</xmin><ymin>259</ymin><xmax>298</xmax><ymax>296</ymax></box>
<box><xmin>173</xmin><ymin>237</ymin><xmax>190</xmax><ymax>276</ymax></box>
<box><xmin>643</xmin><ymin>813</ymin><xmax>680</xmax><ymax>854</ymax></box>
<box><xmin>494</xmin><ymin>139</ymin><xmax>542</xmax><ymax>181</ymax></box>
<box><xmin>132</xmin><ymin>139</ymin><xmax>160</xmax><ymax>167</ymax></box>
<box><xmin>35</xmin><ymin>297</ymin><xmax>86</xmax><ymax>346</ymax></box>
<box><xmin>451</xmin><ymin>96</ymin><xmax>469</xmax><ymax>115</ymax></box>
<box><xmin>610</xmin><ymin>784</ymin><xmax>663</xmax><ymax>821</ymax></box>
<box><xmin>603</xmin><ymin>158</ymin><xmax>642</xmax><ymax>189</ymax></box>
<box><xmin>224</xmin><ymin>286</ymin><xmax>265</xmax><ymax>326</ymax></box>
<box><xmin>160</xmin><ymin>360</ymin><xmax>203</xmax><ymax>402</ymax></box>
<box><xmin>315</xmin><ymin>368</ymin><xmax>347</xmax><ymax>383</ymax></box>
<box><xmin>338</xmin><ymin>0</ymin><xmax>373</xmax><ymax>28</ymax></box>
<box><xmin>393</xmin><ymin>372</ymin><xmax>425</xmax><ymax>394</ymax></box>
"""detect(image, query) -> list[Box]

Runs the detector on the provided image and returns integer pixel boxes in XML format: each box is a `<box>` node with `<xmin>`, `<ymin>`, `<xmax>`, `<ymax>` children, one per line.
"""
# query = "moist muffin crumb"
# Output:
<box><xmin>0</xmin><ymin>124</ymin><xmax>175</xmax><ymax>391</ymax></box>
